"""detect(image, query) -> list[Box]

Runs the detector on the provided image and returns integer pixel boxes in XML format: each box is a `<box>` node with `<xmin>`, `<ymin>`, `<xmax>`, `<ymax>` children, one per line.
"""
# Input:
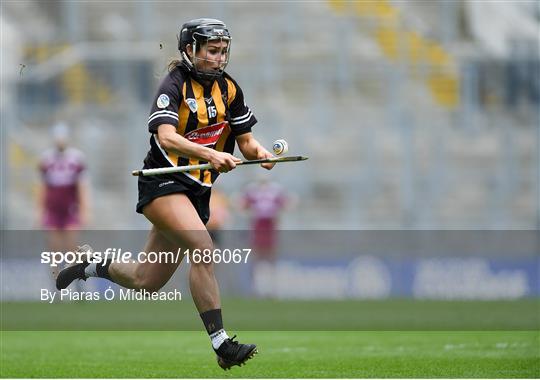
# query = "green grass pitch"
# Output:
<box><xmin>1</xmin><ymin>299</ymin><xmax>539</xmax><ymax>378</ymax></box>
<box><xmin>2</xmin><ymin>331</ymin><xmax>538</xmax><ymax>378</ymax></box>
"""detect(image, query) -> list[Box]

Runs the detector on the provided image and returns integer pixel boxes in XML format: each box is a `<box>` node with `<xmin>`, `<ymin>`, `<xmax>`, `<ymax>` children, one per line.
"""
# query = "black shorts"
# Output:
<box><xmin>136</xmin><ymin>174</ymin><xmax>211</xmax><ymax>225</ymax></box>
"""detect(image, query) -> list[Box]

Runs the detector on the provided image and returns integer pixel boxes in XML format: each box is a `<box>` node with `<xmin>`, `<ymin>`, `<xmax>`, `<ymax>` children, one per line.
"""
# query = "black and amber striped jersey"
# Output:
<box><xmin>143</xmin><ymin>66</ymin><xmax>257</xmax><ymax>189</ymax></box>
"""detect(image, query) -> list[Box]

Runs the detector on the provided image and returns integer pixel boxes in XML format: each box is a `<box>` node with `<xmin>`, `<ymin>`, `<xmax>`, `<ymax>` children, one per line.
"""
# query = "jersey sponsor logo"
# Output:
<box><xmin>156</xmin><ymin>94</ymin><xmax>170</xmax><ymax>109</ymax></box>
<box><xmin>186</xmin><ymin>98</ymin><xmax>198</xmax><ymax>113</ymax></box>
<box><xmin>184</xmin><ymin>121</ymin><xmax>229</xmax><ymax>147</ymax></box>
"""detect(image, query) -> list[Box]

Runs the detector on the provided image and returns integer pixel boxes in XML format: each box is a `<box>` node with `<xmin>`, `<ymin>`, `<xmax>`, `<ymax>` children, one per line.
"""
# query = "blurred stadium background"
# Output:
<box><xmin>1</xmin><ymin>1</ymin><xmax>539</xmax><ymax>302</ymax></box>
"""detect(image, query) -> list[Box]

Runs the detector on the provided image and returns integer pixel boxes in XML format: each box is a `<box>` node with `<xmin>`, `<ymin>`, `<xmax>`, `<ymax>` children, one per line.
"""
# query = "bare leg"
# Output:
<box><xmin>141</xmin><ymin>193</ymin><xmax>220</xmax><ymax>313</ymax></box>
<box><xmin>108</xmin><ymin>226</ymin><xmax>182</xmax><ymax>292</ymax></box>
<box><xmin>56</xmin><ymin>193</ymin><xmax>218</xmax><ymax>310</ymax></box>
<box><xmin>106</xmin><ymin>193</ymin><xmax>220</xmax><ymax>313</ymax></box>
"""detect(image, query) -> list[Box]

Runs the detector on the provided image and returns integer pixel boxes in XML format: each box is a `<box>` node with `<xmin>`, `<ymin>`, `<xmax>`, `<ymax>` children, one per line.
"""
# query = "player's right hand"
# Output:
<box><xmin>209</xmin><ymin>151</ymin><xmax>242</xmax><ymax>173</ymax></box>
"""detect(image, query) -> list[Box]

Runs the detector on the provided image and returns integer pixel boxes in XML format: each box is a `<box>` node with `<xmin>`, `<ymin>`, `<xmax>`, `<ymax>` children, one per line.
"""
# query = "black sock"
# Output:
<box><xmin>96</xmin><ymin>261</ymin><xmax>112</xmax><ymax>281</ymax></box>
<box><xmin>200</xmin><ymin>308</ymin><xmax>224</xmax><ymax>335</ymax></box>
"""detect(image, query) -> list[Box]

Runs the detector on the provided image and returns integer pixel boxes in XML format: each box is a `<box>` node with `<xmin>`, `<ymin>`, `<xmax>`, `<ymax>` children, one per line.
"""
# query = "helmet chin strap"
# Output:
<box><xmin>181</xmin><ymin>51</ymin><xmax>194</xmax><ymax>69</ymax></box>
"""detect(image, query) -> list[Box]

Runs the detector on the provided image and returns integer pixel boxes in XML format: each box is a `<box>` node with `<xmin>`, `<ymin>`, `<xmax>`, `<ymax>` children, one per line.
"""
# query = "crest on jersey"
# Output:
<box><xmin>186</xmin><ymin>98</ymin><xmax>198</xmax><ymax>113</ymax></box>
<box><xmin>156</xmin><ymin>94</ymin><xmax>170</xmax><ymax>109</ymax></box>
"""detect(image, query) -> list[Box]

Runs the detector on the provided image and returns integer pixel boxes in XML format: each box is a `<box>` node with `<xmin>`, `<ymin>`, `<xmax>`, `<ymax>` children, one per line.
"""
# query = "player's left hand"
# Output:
<box><xmin>258</xmin><ymin>150</ymin><xmax>275</xmax><ymax>170</ymax></box>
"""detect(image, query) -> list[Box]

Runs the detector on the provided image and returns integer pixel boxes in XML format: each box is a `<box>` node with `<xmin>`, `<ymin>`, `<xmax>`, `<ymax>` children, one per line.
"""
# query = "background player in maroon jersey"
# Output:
<box><xmin>37</xmin><ymin>122</ymin><xmax>90</xmax><ymax>280</ymax></box>
<box><xmin>241</xmin><ymin>177</ymin><xmax>289</xmax><ymax>263</ymax></box>
<box><xmin>240</xmin><ymin>176</ymin><xmax>293</xmax><ymax>298</ymax></box>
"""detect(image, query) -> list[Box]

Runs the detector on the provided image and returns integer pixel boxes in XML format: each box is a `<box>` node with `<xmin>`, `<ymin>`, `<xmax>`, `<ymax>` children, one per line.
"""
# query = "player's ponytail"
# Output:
<box><xmin>167</xmin><ymin>59</ymin><xmax>182</xmax><ymax>72</ymax></box>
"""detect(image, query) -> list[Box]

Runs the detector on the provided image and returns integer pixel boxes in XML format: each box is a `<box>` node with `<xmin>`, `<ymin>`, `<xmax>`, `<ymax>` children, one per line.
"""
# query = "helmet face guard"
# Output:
<box><xmin>191</xmin><ymin>34</ymin><xmax>231</xmax><ymax>80</ymax></box>
<box><xmin>179</xmin><ymin>19</ymin><xmax>231</xmax><ymax>81</ymax></box>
